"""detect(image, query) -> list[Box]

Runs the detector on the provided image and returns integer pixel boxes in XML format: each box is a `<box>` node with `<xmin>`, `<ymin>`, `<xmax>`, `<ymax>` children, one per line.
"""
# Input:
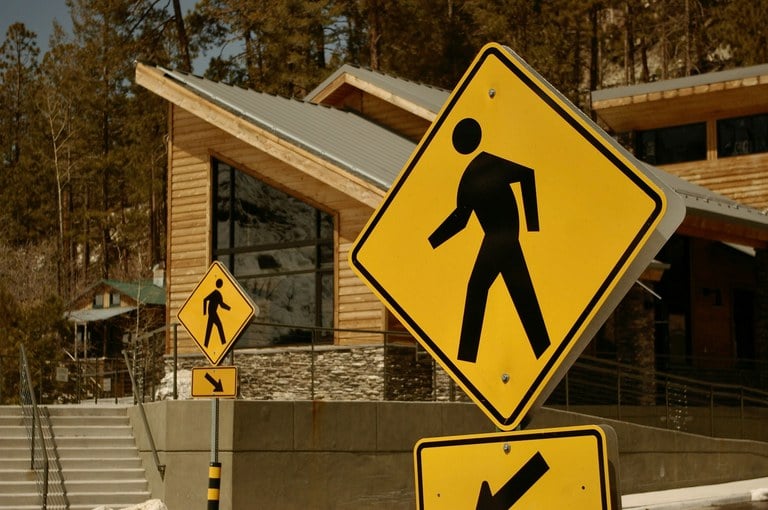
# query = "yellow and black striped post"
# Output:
<box><xmin>208</xmin><ymin>462</ymin><xmax>221</xmax><ymax>509</ymax></box>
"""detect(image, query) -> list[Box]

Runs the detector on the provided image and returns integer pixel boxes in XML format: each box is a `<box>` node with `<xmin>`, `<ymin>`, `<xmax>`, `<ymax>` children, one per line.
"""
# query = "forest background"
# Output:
<box><xmin>0</xmin><ymin>0</ymin><xmax>766</xmax><ymax>393</ymax></box>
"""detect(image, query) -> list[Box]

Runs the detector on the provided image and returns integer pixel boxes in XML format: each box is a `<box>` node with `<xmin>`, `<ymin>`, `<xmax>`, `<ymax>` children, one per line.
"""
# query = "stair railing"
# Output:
<box><xmin>123</xmin><ymin>349</ymin><xmax>166</xmax><ymax>479</ymax></box>
<box><xmin>19</xmin><ymin>344</ymin><xmax>51</xmax><ymax>509</ymax></box>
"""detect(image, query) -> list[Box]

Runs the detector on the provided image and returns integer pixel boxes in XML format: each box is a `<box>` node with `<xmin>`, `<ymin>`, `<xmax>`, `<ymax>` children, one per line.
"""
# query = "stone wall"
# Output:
<box><xmin>164</xmin><ymin>343</ymin><xmax>470</xmax><ymax>403</ymax></box>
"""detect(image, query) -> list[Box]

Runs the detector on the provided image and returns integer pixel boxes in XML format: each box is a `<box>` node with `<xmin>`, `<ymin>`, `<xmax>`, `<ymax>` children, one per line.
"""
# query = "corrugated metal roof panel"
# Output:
<box><xmin>160</xmin><ymin>68</ymin><xmax>414</xmax><ymax>189</ymax></box>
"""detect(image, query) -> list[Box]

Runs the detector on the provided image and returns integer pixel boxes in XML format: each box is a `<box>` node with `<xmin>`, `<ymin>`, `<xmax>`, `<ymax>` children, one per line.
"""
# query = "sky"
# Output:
<box><xmin>0</xmin><ymin>0</ymin><xmax>207</xmax><ymax>72</ymax></box>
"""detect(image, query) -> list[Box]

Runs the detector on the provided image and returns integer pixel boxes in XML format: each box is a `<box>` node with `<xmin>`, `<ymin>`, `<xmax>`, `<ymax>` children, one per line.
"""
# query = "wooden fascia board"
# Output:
<box><xmin>135</xmin><ymin>64</ymin><xmax>386</xmax><ymax>209</ymax></box>
<box><xmin>593</xmin><ymin>75</ymin><xmax>768</xmax><ymax>131</ymax></box>
<box><xmin>306</xmin><ymin>73</ymin><xmax>347</xmax><ymax>105</ymax></box>
<box><xmin>344</xmin><ymin>74</ymin><xmax>437</xmax><ymax>122</ymax></box>
<box><xmin>677</xmin><ymin>214</ymin><xmax>768</xmax><ymax>249</ymax></box>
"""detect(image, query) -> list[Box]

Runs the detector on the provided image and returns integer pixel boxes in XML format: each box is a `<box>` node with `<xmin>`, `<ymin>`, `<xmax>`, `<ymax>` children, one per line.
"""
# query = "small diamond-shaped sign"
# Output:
<box><xmin>177</xmin><ymin>261</ymin><xmax>257</xmax><ymax>365</ymax></box>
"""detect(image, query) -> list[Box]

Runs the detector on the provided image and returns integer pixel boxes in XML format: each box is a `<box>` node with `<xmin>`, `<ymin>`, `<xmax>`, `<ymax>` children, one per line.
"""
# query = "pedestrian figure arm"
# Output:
<box><xmin>503</xmin><ymin>161</ymin><xmax>540</xmax><ymax>232</ymax></box>
<box><xmin>429</xmin><ymin>206</ymin><xmax>472</xmax><ymax>248</ymax></box>
<box><xmin>203</xmin><ymin>296</ymin><xmax>209</xmax><ymax>315</ymax></box>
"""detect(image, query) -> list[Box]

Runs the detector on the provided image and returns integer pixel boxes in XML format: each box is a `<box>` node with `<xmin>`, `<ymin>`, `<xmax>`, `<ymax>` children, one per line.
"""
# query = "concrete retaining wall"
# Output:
<box><xmin>128</xmin><ymin>401</ymin><xmax>768</xmax><ymax>509</ymax></box>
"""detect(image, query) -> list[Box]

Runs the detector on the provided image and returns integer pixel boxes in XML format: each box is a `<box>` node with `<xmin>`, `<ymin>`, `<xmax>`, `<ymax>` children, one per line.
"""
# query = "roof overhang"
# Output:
<box><xmin>591</xmin><ymin>64</ymin><xmax>768</xmax><ymax>132</ymax></box>
<box><xmin>66</xmin><ymin>306</ymin><xmax>137</xmax><ymax>323</ymax></box>
<box><xmin>305</xmin><ymin>64</ymin><xmax>441</xmax><ymax>122</ymax></box>
<box><xmin>135</xmin><ymin>63</ymin><xmax>386</xmax><ymax>209</ymax></box>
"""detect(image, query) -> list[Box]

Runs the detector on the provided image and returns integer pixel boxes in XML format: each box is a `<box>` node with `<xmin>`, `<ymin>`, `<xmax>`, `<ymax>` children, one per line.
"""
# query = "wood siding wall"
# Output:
<box><xmin>663</xmin><ymin>152</ymin><xmax>768</xmax><ymax>212</ymax></box>
<box><xmin>168</xmin><ymin>106</ymin><xmax>384</xmax><ymax>353</ymax></box>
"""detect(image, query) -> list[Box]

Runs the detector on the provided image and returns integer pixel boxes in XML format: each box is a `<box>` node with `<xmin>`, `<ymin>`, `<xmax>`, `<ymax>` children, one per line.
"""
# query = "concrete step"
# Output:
<box><xmin>66</xmin><ymin>490</ymin><xmax>151</xmax><ymax>506</ymax></box>
<box><xmin>53</xmin><ymin>424</ymin><xmax>133</xmax><ymax>437</ymax></box>
<box><xmin>0</xmin><ymin>425</ymin><xmax>27</xmax><ymax>437</ymax></box>
<box><xmin>59</xmin><ymin>456</ymin><xmax>143</xmax><ymax>470</ymax></box>
<box><xmin>0</xmin><ymin>458</ymin><xmax>30</xmax><ymax>470</ymax></box>
<box><xmin>55</xmin><ymin>435</ymin><xmax>137</xmax><ymax>448</ymax></box>
<box><xmin>66</xmin><ymin>478</ymin><xmax>148</xmax><ymax>493</ymax></box>
<box><xmin>0</xmin><ymin>468</ymin><xmax>35</xmax><ymax>482</ymax></box>
<box><xmin>0</xmin><ymin>491</ymin><xmax>40</xmax><ymax>507</ymax></box>
<box><xmin>57</xmin><ymin>445</ymin><xmax>141</xmax><ymax>459</ymax></box>
<box><xmin>64</xmin><ymin>467</ymin><xmax>146</xmax><ymax>481</ymax></box>
<box><xmin>0</xmin><ymin>437</ymin><xmax>34</xmax><ymax>448</ymax></box>
<box><xmin>0</xmin><ymin>480</ymin><xmax>36</xmax><ymax>495</ymax></box>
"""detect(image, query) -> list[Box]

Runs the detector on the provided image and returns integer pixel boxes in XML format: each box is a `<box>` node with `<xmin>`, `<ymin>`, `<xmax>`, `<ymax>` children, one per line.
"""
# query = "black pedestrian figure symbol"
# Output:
<box><xmin>428</xmin><ymin>117</ymin><xmax>551</xmax><ymax>363</ymax></box>
<box><xmin>203</xmin><ymin>278</ymin><xmax>231</xmax><ymax>347</ymax></box>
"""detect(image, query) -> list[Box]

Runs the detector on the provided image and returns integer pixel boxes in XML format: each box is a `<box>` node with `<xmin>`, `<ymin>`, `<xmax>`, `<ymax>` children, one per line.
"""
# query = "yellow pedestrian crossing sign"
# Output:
<box><xmin>350</xmin><ymin>43</ymin><xmax>684</xmax><ymax>430</ymax></box>
<box><xmin>177</xmin><ymin>261</ymin><xmax>257</xmax><ymax>365</ymax></box>
<box><xmin>414</xmin><ymin>425</ymin><xmax>619</xmax><ymax>509</ymax></box>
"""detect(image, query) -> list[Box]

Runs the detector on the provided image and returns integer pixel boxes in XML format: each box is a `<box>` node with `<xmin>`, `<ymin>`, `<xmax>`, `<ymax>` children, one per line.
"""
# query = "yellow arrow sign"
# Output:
<box><xmin>191</xmin><ymin>366</ymin><xmax>238</xmax><ymax>398</ymax></box>
<box><xmin>350</xmin><ymin>43</ymin><xmax>684</xmax><ymax>430</ymax></box>
<box><xmin>177</xmin><ymin>261</ymin><xmax>257</xmax><ymax>365</ymax></box>
<box><xmin>414</xmin><ymin>425</ymin><xmax>619</xmax><ymax>509</ymax></box>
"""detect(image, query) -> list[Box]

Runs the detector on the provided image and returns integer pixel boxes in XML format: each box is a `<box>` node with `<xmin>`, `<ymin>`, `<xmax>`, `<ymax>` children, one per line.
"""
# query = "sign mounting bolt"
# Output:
<box><xmin>501</xmin><ymin>373</ymin><xmax>510</xmax><ymax>384</ymax></box>
<box><xmin>503</xmin><ymin>443</ymin><xmax>511</xmax><ymax>454</ymax></box>
<box><xmin>489</xmin><ymin>88</ymin><xmax>496</xmax><ymax>98</ymax></box>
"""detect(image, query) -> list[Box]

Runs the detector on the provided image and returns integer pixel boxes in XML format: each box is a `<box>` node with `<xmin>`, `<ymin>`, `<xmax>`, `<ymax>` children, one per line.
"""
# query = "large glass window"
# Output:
<box><xmin>635</xmin><ymin>122</ymin><xmax>706</xmax><ymax>165</ymax></box>
<box><xmin>717</xmin><ymin>113</ymin><xmax>768</xmax><ymax>157</ymax></box>
<box><xmin>212</xmin><ymin>159</ymin><xmax>334</xmax><ymax>347</ymax></box>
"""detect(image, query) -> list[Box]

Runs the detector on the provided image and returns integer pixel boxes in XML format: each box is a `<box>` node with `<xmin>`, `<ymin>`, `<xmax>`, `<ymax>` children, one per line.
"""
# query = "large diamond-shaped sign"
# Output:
<box><xmin>350</xmin><ymin>43</ymin><xmax>684</xmax><ymax>430</ymax></box>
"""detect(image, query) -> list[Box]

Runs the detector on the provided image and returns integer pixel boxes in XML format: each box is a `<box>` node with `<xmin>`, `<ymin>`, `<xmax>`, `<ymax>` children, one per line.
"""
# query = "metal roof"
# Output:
<box><xmin>305</xmin><ymin>64</ymin><xmax>450</xmax><ymax>115</ymax></box>
<box><xmin>103</xmin><ymin>279</ymin><xmax>165</xmax><ymax>306</ymax></box>
<box><xmin>157</xmin><ymin>67</ymin><xmax>414</xmax><ymax>189</ymax></box>
<box><xmin>154</xmin><ymin>65</ymin><xmax>768</xmax><ymax>232</ymax></box>
<box><xmin>592</xmin><ymin>63</ymin><xmax>768</xmax><ymax>103</ymax></box>
<box><xmin>66</xmin><ymin>306</ymin><xmax>137</xmax><ymax>323</ymax></box>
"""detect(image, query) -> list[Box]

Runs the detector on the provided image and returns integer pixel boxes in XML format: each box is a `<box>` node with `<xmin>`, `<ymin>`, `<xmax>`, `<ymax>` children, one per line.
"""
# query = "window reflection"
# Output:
<box><xmin>212</xmin><ymin>160</ymin><xmax>334</xmax><ymax>347</ymax></box>
<box><xmin>717</xmin><ymin>114</ymin><xmax>768</xmax><ymax>158</ymax></box>
<box><xmin>636</xmin><ymin>122</ymin><xmax>706</xmax><ymax>165</ymax></box>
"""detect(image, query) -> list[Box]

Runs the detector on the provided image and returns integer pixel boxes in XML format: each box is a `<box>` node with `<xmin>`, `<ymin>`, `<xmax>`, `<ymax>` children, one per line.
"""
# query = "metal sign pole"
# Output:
<box><xmin>208</xmin><ymin>397</ymin><xmax>221</xmax><ymax>510</ymax></box>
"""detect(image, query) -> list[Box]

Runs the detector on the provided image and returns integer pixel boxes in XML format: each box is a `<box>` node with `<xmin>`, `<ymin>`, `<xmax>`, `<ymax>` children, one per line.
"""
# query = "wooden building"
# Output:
<box><xmin>591</xmin><ymin>65</ymin><xmax>768</xmax><ymax>379</ymax></box>
<box><xmin>136</xmin><ymin>62</ymin><xmax>768</xmax><ymax>387</ymax></box>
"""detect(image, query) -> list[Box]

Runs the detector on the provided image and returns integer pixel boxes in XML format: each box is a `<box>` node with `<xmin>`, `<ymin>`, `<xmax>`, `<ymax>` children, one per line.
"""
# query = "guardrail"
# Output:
<box><xmin>549</xmin><ymin>355</ymin><xmax>768</xmax><ymax>439</ymax></box>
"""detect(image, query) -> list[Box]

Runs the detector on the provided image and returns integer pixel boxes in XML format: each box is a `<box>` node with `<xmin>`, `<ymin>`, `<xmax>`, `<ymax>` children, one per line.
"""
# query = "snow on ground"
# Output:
<box><xmin>93</xmin><ymin>500</ymin><xmax>167</xmax><ymax>510</ymax></box>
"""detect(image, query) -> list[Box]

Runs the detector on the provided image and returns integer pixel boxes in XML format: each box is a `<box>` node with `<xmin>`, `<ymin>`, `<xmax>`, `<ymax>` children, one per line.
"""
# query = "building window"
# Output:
<box><xmin>93</xmin><ymin>294</ymin><xmax>104</xmax><ymax>309</ymax></box>
<box><xmin>717</xmin><ymin>113</ymin><xmax>768</xmax><ymax>157</ymax></box>
<box><xmin>635</xmin><ymin>122</ymin><xmax>706</xmax><ymax>165</ymax></box>
<box><xmin>110</xmin><ymin>292</ymin><xmax>121</xmax><ymax>307</ymax></box>
<box><xmin>212</xmin><ymin>159</ymin><xmax>334</xmax><ymax>347</ymax></box>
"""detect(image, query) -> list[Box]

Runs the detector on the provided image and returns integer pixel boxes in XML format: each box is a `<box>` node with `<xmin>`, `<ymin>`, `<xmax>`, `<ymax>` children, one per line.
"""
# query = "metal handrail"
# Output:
<box><xmin>123</xmin><ymin>350</ymin><xmax>165</xmax><ymax>479</ymax></box>
<box><xmin>19</xmin><ymin>344</ymin><xmax>51</xmax><ymax>509</ymax></box>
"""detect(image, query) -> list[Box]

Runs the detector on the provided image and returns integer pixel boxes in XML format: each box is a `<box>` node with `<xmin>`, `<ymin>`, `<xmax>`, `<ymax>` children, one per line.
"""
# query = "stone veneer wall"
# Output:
<box><xmin>165</xmin><ymin>343</ymin><xmax>470</xmax><ymax>402</ymax></box>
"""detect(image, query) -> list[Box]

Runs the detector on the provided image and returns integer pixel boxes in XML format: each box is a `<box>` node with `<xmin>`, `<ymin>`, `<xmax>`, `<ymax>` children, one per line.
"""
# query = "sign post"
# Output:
<box><xmin>177</xmin><ymin>261</ymin><xmax>257</xmax><ymax>510</ymax></box>
<box><xmin>350</xmin><ymin>43</ymin><xmax>684</xmax><ymax>431</ymax></box>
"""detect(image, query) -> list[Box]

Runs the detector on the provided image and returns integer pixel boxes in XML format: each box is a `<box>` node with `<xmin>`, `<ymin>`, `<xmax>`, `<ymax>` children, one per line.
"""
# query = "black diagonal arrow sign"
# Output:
<box><xmin>475</xmin><ymin>451</ymin><xmax>549</xmax><ymax>510</ymax></box>
<box><xmin>205</xmin><ymin>372</ymin><xmax>224</xmax><ymax>392</ymax></box>
<box><xmin>191</xmin><ymin>366</ymin><xmax>238</xmax><ymax>398</ymax></box>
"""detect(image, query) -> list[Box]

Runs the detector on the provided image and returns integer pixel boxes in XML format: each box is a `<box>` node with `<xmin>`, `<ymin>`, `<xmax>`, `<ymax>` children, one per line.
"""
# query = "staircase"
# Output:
<box><xmin>0</xmin><ymin>405</ymin><xmax>151</xmax><ymax>510</ymax></box>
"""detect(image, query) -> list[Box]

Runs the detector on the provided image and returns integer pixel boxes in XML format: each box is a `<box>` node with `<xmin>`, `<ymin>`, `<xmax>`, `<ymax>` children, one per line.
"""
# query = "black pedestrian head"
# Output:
<box><xmin>452</xmin><ymin>117</ymin><xmax>482</xmax><ymax>155</ymax></box>
<box><xmin>216</xmin><ymin>278</ymin><xmax>223</xmax><ymax>288</ymax></box>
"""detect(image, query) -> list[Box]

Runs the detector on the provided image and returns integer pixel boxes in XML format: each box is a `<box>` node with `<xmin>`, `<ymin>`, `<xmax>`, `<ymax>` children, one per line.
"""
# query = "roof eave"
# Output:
<box><xmin>135</xmin><ymin>63</ymin><xmax>385</xmax><ymax>208</ymax></box>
